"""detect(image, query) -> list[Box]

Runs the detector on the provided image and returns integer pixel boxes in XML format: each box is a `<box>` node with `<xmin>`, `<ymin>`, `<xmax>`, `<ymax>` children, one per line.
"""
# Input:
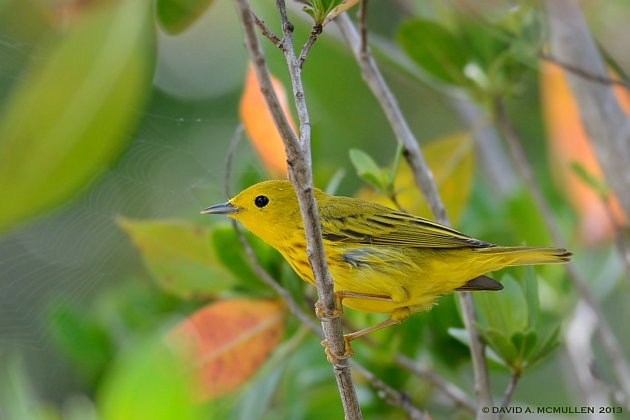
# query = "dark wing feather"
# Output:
<box><xmin>318</xmin><ymin>195</ymin><xmax>495</xmax><ymax>249</ymax></box>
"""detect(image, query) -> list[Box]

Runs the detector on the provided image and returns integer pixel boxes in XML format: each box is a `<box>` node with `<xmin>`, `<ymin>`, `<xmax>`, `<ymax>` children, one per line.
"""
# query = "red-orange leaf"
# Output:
<box><xmin>239</xmin><ymin>64</ymin><xmax>294</xmax><ymax>179</ymax></box>
<box><xmin>168</xmin><ymin>299</ymin><xmax>285</xmax><ymax>401</ymax></box>
<box><xmin>541</xmin><ymin>61</ymin><xmax>628</xmax><ymax>245</ymax></box>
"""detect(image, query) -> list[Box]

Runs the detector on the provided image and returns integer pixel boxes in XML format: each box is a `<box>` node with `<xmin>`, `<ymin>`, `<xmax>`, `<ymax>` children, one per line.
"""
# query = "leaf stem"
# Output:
<box><xmin>298</xmin><ymin>24</ymin><xmax>322</xmax><ymax>68</ymax></box>
<box><xmin>499</xmin><ymin>371</ymin><xmax>520</xmax><ymax>413</ymax></box>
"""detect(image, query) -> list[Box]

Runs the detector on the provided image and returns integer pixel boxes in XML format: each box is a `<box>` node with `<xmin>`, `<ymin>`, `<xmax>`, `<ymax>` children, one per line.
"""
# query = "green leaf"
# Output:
<box><xmin>99</xmin><ymin>336</ymin><xmax>205</xmax><ymax>420</ymax></box>
<box><xmin>303</xmin><ymin>0</ymin><xmax>345</xmax><ymax>25</ymax></box>
<box><xmin>474</xmin><ymin>275</ymin><xmax>528</xmax><ymax>335</ymax></box>
<box><xmin>569</xmin><ymin>161</ymin><xmax>609</xmax><ymax>198</ymax></box>
<box><xmin>398</xmin><ymin>19</ymin><xmax>469</xmax><ymax>86</ymax></box>
<box><xmin>506</xmin><ymin>192</ymin><xmax>551</xmax><ymax>246</ymax></box>
<box><xmin>481</xmin><ymin>328</ymin><xmax>518</xmax><ymax>365</ymax></box>
<box><xmin>48</xmin><ymin>304</ymin><xmax>112</xmax><ymax>387</ymax></box>
<box><xmin>447</xmin><ymin>327</ymin><xmax>469</xmax><ymax>347</ymax></box>
<box><xmin>521</xmin><ymin>329</ymin><xmax>539</xmax><ymax>361</ymax></box>
<box><xmin>528</xmin><ymin>326</ymin><xmax>561</xmax><ymax>366</ymax></box>
<box><xmin>356</xmin><ymin>133</ymin><xmax>474</xmax><ymax>223</ymax></box>
<box><xmin>522</xmin><ymin>267</ymin><xmax>539</xmax><ymax>329</ymax></box>
<box><xmin>211</xmin><ymin>225</ymin><xmax>280</xmax><ymax>295</ymax></box>
<box><xmin>156</xmin><ymin>0</ymin><xmax>216</xmax><ymax>34</ymax></box>
<box><xmin>510</xmin><ymin>329</ymin><xmax>537</xmax><ymax>366</ymax></box>
<box><xmin>118</xmin><ymin>218</ymin><xmax>237</xmax><ymax>299</ymax></box>
<box><xmin>0</xmin><ymin>0</ymin><xmax>153</xmax><ymax>234</ymax></box>
<box><xmin>349</xmin><ymin>148</ymin><xmax>388</xmax><ymax>191</ymax></box>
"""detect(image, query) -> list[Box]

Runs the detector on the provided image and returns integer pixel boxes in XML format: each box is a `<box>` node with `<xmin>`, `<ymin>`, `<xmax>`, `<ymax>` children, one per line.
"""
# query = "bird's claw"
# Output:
<box><xmin>314</xmin><ymin>299</ymin><xmax>343</xmax><ymax>321</ymax></box>
<box><xmin>321</xmin><ymin>337</ymin><xmax>354</xmax><ymax>364</ymax></box>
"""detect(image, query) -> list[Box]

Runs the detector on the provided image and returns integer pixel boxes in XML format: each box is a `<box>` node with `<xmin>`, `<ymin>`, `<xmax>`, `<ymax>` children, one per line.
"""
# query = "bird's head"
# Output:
<box><xmin>200</xmin><ymin>180</ymin><xmax>304</xmax><ymax>246</ymax></box>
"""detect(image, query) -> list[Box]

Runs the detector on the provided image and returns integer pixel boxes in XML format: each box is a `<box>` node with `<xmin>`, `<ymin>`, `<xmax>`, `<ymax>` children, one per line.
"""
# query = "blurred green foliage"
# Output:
<box><xmin>157</xmin><ymin>0</ymin><xmax>216</xmax><ymax>34</ymax></box>
<box><xmin>0</xmin><ymin>0</ymin><xmax>629</xmax><ymax>419</ymax></box>
<box><xmin>0</xmin><ymin>0</ymin><xmax>153</xmax><ymax>234</ymax></box>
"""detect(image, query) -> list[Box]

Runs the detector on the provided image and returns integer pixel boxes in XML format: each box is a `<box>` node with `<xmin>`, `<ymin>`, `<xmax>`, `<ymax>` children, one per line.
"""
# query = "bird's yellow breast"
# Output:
<box><xmin>278</xmin><ymin>239</ymin><xmax>500</xmax><ymax>315</ymax></box>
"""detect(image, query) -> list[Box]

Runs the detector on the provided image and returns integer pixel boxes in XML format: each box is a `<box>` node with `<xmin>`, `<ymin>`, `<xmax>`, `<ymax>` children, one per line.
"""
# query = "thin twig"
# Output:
<box><xmin>499</xmin><ymin>371</ymin><xmax>520</xmax><ymax>411</ymax></box>
<box><xmin>223</xmin><ymin>124</ymin><xmax>321</xmax><ymax>333</ymax></box>
<box><xmin>598</xmin><ymin>193</ymin><xmax>630</xmax><ymax>287</ymax></box>
<box><xmin>274</xmin><ymin>1</ymin><xmax>362</xmax><ymax>417</ymax></box>
<box><xmin>234</xmin><ymin>0</ymin><xmax>362</xmax><ymax>417</ymax></box>
<box><xmin>539</xmin><ymin>52</ymin><xmax>630</xmax><ymax>90</ymax></box>
<box><xmin>298</xmin><ymin>24</ymin><xmax>322</xmax><ymax>68</ymax></box>
<box><xmin>358</xmin><ymin>0</ymin><xmax>368</xmax><ymax>54</ymax></box>
<box><xmin>252</xmin><ymin>12</ymin><xmax>283</xmax><ymax>48</ymax></box>
<box><xmin>350</xmin><ymin>361</ymin><xmax>425</xmax><ymax>420</ymax></box>
<box><xmin>494</xmin><ymin>97</ymin><xmax>630</xmax><ymax>405</ymax></box>
<box><xmin>335</xmin><ymin>14</ymin><xmax>495</xmax><ymax>418</ymax></box>
<box><xmin>223</xmin><ymin>124</ymin><xmax>243</xmax><ymax>198</ymax></box>
<box><xmin>394</xmin><ymin>355</ymin><xmax>476</xmax><ymax>413</ymax></box>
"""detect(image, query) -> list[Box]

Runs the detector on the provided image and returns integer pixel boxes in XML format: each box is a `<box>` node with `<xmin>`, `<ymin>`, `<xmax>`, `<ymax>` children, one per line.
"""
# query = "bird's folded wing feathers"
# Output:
<box><xmin>319</xmin><ymin>200</ymin><xmax>494</xmax><ymax>249</ymax></box>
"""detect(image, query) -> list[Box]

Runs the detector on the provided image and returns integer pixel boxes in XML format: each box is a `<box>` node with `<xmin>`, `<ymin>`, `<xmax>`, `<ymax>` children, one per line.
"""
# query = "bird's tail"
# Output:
<box><xmin>475</xmin><ymin>246</ymin><xmax>572</xmax><ymax>266</ymax></box>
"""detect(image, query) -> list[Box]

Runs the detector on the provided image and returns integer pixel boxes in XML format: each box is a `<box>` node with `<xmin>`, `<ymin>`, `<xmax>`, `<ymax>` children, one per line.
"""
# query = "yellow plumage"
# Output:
<box><xmin>202</xmin><ymin>180</ymin><xmax>570</xmax><ymax>348</ymax></box>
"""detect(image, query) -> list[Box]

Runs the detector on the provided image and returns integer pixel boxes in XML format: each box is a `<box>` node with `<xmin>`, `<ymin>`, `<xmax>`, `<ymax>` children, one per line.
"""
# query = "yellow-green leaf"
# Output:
<box><xmin>99</xmin><ymin>336</ymin><xmax>204</xmax><ymax>420</ymax></box>
<box><xmin>157</xmin><ymin>0</ymin><xmax>216</xmax><ymax>35</ymax></box>
<box><xmin>357</xmin><ymin>133</ymin><xmax>474</xmax><ymax>223</ymax></box>
<box><xmin>0</xmin><ymin>0</ymin><xmax>153</xmax><ymax>234</ymax></box>
<box><xmin>118</xmin><ymin>218</ymin><xmax>236</xmax><ymax>299</ymax></box>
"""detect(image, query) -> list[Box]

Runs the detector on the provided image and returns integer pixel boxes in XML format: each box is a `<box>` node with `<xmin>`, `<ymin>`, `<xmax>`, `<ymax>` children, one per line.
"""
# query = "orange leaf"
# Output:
<box><xmin>541</xmin><ymin>61</ymin><xmax>628</xmax><ymax>245</ymax></box>
<box><xmin>240</xmin><ymin>64</ymin><xmax>294</xmax><ymax>178</ymax></box>
<box><xmin>168</xmin><ymin>299</ymin><xmax>285</xmax><ymax>401</ymax></box>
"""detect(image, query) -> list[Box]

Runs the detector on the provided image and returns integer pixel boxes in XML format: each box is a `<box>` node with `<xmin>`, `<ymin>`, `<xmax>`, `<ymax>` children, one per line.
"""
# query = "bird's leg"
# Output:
<box><xmin>315</xmin><ymin>290</ymin><xmax>392</xmax><ymax>321</ymax></box>
<box><xmin>344</xmin><ymin>307</ymin><xmax>410</xmax><ymax>342</ymax></box>
<box><xmin>317</xmin><ymin>291</ymin><xmax>395</xmax><ymax>363</ymax></box>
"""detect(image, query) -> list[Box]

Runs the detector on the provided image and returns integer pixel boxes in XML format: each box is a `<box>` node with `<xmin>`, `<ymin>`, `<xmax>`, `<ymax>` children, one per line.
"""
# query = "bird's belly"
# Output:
<box><xmin>328</xmin><ymin>247</ymin><xmax>488</xmax><ymax>314</ymax></box>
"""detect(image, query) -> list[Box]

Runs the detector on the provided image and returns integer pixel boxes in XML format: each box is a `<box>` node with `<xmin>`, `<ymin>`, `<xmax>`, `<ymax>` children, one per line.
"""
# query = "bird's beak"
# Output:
<box><xmin>200</xmin><ymin>201</ymin><xmax>240</xmax><ymax>215</ymax></box>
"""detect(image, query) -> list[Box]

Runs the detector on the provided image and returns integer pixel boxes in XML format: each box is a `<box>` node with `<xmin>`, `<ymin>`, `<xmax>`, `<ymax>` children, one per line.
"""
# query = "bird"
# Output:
<box><xmin>201</xmin><ymin>180</ymin><xmax>570</xmax><ymax>360</ymax></box>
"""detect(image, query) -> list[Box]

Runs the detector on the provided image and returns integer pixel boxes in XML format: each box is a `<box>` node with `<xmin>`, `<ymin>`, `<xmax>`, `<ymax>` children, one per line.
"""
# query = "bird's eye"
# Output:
<box><xmin>254</xmin><ymin>195</ymin><xmax>269</xmax><ymax>208</ymax></box>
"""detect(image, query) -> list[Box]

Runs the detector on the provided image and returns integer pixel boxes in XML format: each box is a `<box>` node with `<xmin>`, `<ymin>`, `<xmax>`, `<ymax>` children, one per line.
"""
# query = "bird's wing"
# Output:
<box><xmin>319</xmin><ymin>198</ymin><xmax>494</xmax><ymax>249</ymax></box>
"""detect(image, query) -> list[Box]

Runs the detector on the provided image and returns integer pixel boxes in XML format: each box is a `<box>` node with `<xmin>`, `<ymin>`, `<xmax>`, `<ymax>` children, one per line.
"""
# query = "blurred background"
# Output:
<box><xmin>1</xmin><ymin>0</ymin><xmax>630</xmax><ymax>418</ymax></box>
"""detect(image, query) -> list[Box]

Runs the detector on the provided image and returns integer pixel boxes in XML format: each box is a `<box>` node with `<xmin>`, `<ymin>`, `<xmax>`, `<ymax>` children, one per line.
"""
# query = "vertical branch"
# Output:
<box><xmin>494</xmin><ymin>98</ymin><xmax>630</xmax><ymax>404</ymax></box>
<box><xmin>358</xmin><ymin>0</ymin><xmax>368</xmax><ymax>54</ymax></box>
<box><xmin>233</xmin><ymin>1</ymin><xmax>362</xmax><ymax>418</ymax></box>
<box><xmin>545</xmin><ymin>0</ymin><xmax>630</xmax><ymax>220</ymax></box>
<box><xmin>334</xmin><ymin>14</ymin><xmax>494</xmax><ymax>417</ymax></box>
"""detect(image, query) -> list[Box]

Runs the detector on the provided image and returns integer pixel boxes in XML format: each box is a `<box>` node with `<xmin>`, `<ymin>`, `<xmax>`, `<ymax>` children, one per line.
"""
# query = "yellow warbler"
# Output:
<box><xmin>201</xmin><ymin>180</ymin><xmax>570</xmax><ymax>356</ymax></box>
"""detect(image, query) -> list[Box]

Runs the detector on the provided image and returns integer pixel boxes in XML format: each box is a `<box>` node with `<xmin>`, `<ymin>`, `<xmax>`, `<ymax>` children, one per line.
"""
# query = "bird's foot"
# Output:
<box><xmin>314</xmin><ymin>298</ymin><xmax>343</xmax><ymax>321</ymax></box>
<box><xmin>321</xmin><ymin>336</ymin><xmax>354</xmax><ymax>364</ymax></box>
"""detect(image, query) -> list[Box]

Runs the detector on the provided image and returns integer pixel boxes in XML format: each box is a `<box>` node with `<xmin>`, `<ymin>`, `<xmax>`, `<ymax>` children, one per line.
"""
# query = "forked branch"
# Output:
<box><xmin>233</xmin><ymin>0</ymin><xmax>361</xmax><ymax>417</ymax></box>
